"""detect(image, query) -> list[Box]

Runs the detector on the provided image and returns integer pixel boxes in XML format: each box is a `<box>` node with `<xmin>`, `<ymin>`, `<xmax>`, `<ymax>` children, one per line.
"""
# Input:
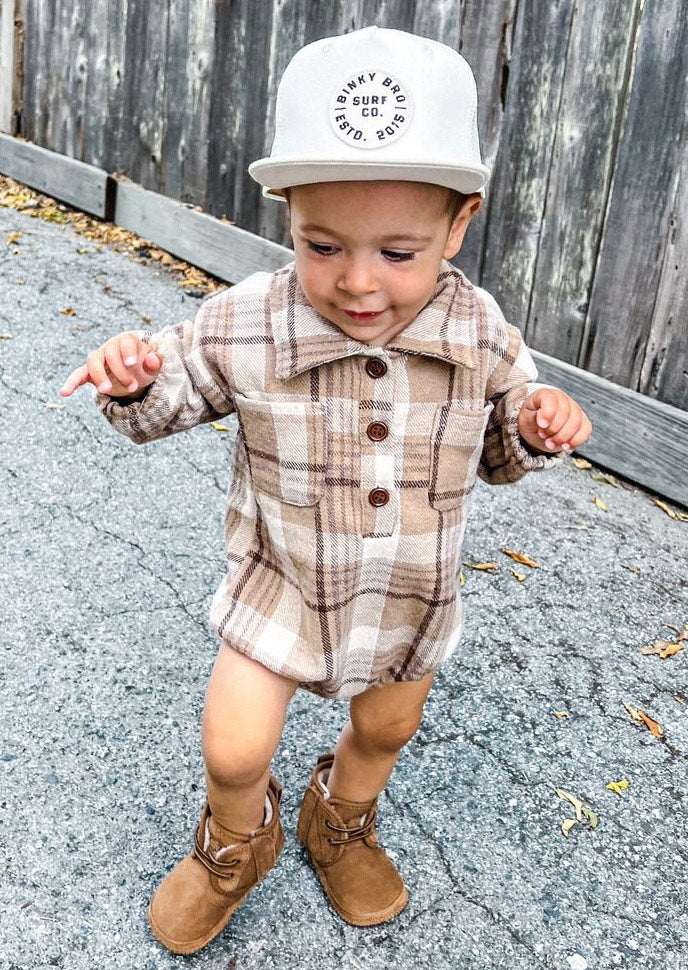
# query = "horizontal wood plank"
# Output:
<box><xmin>532</xmin><ymin>350</ymin><xmax>688</xmax><ymax>508</ymax></box>
<box><xmin>0</xmin><ymin>132</ymin><xmax>109</xmax><ymax>216</ymax></box>
<box><xmin>114</xmin><ymin>179</ymin><xmax>293</xmax><ymax>281</ymax></box>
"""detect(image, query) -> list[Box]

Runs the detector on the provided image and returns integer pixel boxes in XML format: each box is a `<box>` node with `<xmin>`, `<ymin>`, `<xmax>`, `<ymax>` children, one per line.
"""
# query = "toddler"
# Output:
<box><xmin>60</xmin><ymin>26</ymin><xmax>591</xmax><ymax>955</ymax></box>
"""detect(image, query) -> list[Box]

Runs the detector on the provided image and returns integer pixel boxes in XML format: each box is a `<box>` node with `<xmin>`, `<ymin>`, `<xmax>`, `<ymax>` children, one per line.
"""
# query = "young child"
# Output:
<box><xmin>59</xmin><ymin>26</ymin><xmax>591</xmax><ymax>955</ymax></box>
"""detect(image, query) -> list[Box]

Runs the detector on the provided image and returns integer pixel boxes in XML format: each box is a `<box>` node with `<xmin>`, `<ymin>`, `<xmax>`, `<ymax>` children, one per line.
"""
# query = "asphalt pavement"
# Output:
<box><xmin>1</xmin><ymin>199</ymin><xmax>687</xmax><ymax>970</ymax></box>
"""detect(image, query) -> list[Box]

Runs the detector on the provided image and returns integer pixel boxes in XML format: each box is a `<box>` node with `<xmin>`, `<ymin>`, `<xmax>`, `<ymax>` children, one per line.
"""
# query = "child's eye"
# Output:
<box><xmin>382</xmin><ymin>250</ymin><xmax>415</xmax><ymax>262</ymax></box>
<box><xmin>308</xmin><ymin>242</ymin><xmax>338</xmax><ymax>256</ymax></box>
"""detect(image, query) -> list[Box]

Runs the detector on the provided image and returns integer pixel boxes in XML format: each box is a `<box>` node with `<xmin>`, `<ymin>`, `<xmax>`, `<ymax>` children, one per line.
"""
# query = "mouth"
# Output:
<box><xmin>343</xmin><ymin>309</ymin><xmax>384</xmax><ymax>321</ymax></box>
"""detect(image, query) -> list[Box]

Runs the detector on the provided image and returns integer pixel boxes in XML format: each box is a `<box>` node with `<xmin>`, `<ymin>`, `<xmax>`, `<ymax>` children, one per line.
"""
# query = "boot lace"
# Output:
<box><xmin>325</xmin><ymin>808</ymin><xmax>377</xmax><ymax>846</ymax></box>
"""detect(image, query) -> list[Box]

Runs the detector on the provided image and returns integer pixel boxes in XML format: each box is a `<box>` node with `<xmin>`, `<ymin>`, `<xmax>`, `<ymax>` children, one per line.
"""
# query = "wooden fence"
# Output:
<box><xmin>1</xmin><ymin>0</ymin><xmax>686</xmax><ymax>418</ymax></box>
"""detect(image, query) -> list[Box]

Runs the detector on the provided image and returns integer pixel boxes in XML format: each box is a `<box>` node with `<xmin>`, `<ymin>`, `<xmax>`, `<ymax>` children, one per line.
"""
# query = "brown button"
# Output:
<box><xmin>366</xmin><ymin>421</ymin><xmax>388</xmax><ymax>442</ymax></box>
<box><xmin>365</xmin><ymin>358</ymin><xmax>387</xmax><ymax>378</ymax></box>
<box><xmin>368</xmin><ymin>488</ymin><xmax>389</xmax><ymax>507</ymax></box>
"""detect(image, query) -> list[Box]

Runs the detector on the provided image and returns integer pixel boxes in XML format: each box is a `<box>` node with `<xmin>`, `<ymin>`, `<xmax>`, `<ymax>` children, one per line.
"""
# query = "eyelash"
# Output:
<box><xmin>307</xmin><ymin>242</ymin><xmax>415</xmax><ymax>262</ymax></box>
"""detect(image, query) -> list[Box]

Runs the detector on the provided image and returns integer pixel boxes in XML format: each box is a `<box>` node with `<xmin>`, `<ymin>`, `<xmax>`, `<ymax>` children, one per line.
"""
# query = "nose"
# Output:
<box><xmin>336</xmin><ymin>256</ymin><xmax>379</xmax><ymax>296</ymax></box>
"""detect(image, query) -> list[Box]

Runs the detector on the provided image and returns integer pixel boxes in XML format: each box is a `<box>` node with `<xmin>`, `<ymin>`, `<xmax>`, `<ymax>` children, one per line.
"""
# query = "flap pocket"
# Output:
<box><xmin>428</xmin><ymin>403</ymin><xmax>491</xmax><ymax>511</ymax></box>
<box><xmin>235</xmin><ymin>395</ymin><xmax>328</xmax><ymax>507</ymax></box>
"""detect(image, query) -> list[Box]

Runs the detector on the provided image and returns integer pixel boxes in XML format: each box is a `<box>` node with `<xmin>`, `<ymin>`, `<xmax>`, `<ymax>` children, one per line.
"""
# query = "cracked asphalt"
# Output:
<box><xmin>1</xmin><ymin>202</ymin><xmax>687</xmax><ymax>970</ymax></box>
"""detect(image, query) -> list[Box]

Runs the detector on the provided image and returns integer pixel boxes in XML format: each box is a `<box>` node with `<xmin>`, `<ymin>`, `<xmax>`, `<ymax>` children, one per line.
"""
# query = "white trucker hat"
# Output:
<box><xmin>249</xmin><ymin>25</ymin><xmax>490</xmax><ymax>201</ymax></box>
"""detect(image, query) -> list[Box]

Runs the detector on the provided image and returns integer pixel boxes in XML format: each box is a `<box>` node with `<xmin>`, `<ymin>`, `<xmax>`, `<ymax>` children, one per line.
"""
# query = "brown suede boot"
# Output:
<box><xmin>297</xmin><ymin>752</ymin><xmax>409</xmax><ymax>926</ymax></box>
<box><xmin>147</xmin><ymin>775</ymin><xmax>284</xmax><ymax>954</ymax></box>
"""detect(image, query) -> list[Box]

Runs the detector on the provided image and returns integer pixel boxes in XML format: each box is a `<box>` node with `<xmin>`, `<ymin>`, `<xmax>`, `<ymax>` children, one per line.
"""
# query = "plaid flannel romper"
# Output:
<box><xmin>94</xmin><ymin>260</ymin><xmax>563</xmax><ymax>699</ymax></box>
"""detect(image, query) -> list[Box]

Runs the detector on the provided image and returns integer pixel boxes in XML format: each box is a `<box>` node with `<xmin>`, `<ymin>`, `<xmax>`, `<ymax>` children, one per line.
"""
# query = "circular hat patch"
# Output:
<box><xmin>329</xmin><ymin>70</ymin><xmax>413</xmax><ymax>149</ymax></box>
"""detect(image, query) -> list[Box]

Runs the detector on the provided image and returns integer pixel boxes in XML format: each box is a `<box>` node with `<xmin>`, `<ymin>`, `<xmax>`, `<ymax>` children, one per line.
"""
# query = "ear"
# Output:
<box><xmin>443</xmin><ymin>194</ymin><xmax>483</xmax><ymax>259</ymax></box>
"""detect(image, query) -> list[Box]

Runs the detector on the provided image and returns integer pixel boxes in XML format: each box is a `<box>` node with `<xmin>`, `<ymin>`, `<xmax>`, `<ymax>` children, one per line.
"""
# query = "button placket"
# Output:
<box><xmin>361</xmin><ymin>355</ymin><xmax>395</xmax><ymax>538</ymax></box>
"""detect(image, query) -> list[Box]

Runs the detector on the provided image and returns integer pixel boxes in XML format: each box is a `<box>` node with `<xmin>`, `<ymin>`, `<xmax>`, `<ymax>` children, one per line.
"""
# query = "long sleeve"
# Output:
<box><xmin>93</xmin><ymin>296</ymin><xmax>236</xmax><ymax>445</ymax></box>
<box><xmin>476</xmin><ymin>292</ymin><xmax>564</xmax><ymax>485</ymax></box>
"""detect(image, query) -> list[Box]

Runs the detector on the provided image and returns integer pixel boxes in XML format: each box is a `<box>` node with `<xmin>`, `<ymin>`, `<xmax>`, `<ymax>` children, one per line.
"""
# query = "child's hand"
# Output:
<box><xmin>59</xmin><ymin>332</ymin><xmax>164</xmax><ymax>398</ymax></box>
<box><xmin>517</xmin><ymin>387</ymin><xmax>592</xmax><ymax>453</ymax></box>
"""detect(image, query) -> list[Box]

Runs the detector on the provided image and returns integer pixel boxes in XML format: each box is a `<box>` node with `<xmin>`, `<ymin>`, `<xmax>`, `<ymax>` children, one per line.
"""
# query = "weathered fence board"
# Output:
<box><xmin>452</xmin><ymin>0</ymin><xmax>516</xmax><ymax>282</ymax></box>
<box><xmin>532</xmin><ymin>350</ymin><xmax>688</xmax><ymax>509</ymax></box>
<box><xmin>114</xmin><ymin>179</ymin><xmax>293</xmax><ymax>281</ymax></box>
<box><xmin>481</xmin><ymin>0</ymin><xmax>575</xmax><ymax>328</ymax></box>
<box><xmin>639</xmin><ymin>138</ymin><xmax>688</xmax><ymax>411</ymax></box>
<box><xmin>0</xmin><ymin>131</ymin><xmax>109</xmax><ymax>215</ymax></box>
<box><xmin>580</xmin><ymin>0</ymin><xmax>688</xmax><ymax>394</ymax></box>
<box><xmin>526</xmin><ymin>0</ymin><xmax>640</xmax><ymax>365</ymax></box>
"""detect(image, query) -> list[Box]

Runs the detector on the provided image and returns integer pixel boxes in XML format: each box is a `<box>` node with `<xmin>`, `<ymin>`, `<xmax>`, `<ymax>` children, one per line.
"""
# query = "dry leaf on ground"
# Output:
<box><xmin>637</xmin><ymin>623</ymin><xmax>685</xmax><ymax>659</ymax></box>
<box><xmin>502</xmin><ymin>548</ymin><xmax>540</xmax><ymax>568</ymax></box>
<box><xmin>210</xmin><ymin>421</ymin><xmax>230</xmax><ymax>432</ymax></box>
<box><xmin>592</xmin><ymin>497</ymin><xmax>608</xmax><ymax>512</ymax></box>
<box><xmin>573</xmin><ymin>458</ymin><xmax>592</xmax><ymax>469</ymax></box>
<box><xmin>555</xmin><ymin>788</ymin><xmax>599</xmax><ymax>836</ymax></box>
<box><xmin>58</xmin><ymin>308</ymin><xmax>76</xmax><ymax>316</ymax></box>
<box><xmin>510</xmin><ymin>569</ymin><xmax>526</xmax><ymax>582</ymax></box>
<box><xmin>553</xmin><ymin>711</ymin><xmax>571</xmax><ymax>719</ymax></box>
<box><xmin>465</xmin><ymin>562</ymin><xmax>499</xmax><ymax>572</ymax></box>
<box><xmin>653</xmin><ymin>499</ymin><xmax>688</xmax><ymax>523</ymax></box>
<box><xmin>591</xmin><ymin>471</ymin><xmax>620</xmax><ymax>487</ymax></box>
<box><xmin>623</xmin><ymin>702</ymin><xmax>663</xmax><ymax>737</ymax></box>
<box><xmin>606</xmin><ymin>779</ymin><xmax>629</xmax><ymax>795</ymax></box>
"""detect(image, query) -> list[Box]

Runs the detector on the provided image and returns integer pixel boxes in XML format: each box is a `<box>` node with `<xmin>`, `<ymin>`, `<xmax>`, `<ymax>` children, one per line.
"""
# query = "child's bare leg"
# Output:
<box><xmin>326</xmin><ymin>671</ymin><xmax>435</xmax><ymax>802</ymax></box>
<box><xmin>202</xmin><ymin>644</ymin><xmax>299</xmax><ymax>833</ymax></box>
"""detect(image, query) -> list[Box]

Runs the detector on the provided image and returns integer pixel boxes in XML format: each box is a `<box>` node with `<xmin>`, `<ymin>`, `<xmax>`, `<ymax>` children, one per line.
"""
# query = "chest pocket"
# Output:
<box><xmin>235</xmin><ymin>395</ymin><xmax>328</xmax><ymax>507</ymax></box>
<box><xmin>428</xmin><ymin>403</ymin><xmax>491</xmax><ymax>511</ymax></box>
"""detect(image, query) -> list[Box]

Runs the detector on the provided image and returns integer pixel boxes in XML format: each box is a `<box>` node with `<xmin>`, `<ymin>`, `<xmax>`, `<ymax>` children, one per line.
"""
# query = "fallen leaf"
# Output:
<box><xmin>623</xmin><ymin>701</ymin><xmax>642</xmax><ymax>723</ymax></box>
<box><xmin>592</xmin><ymin>497</ymin><xmax>608</xmax><ymax>512</ymax></box>
<box><xmin>638</xmin><ymin>710</ymin><xmax>663</xmax><ymax>738</ymax></box>
<box><xmin>511</xmin><ymin>568</ymin><xmax>526</xmax><ymax>582</ymax></box>
<box><xmin>502</xmin><ymin>548</ymin><xmax>540</xmax><ymax>568</ymax></box>
<box><xmin>637</xmin><ymin>623</ymin><xmax>685</xmax><ymax>659</ymax></box>
<box><xmin>210</xmin><ymin>421</ymin><xmax>230</xmax><ymax>432</ymax></box>
<box><xmin>653</xmin><ymin>499</ymin><xmax>688</xmax><ymax>523</ymax></box>
<box><xmin>59</xmin><ymin>308</ymin><xmax>77</xmax><ymax>316</ymax></box>
<box><xmin>76</xmin><ymin>247</ymin><xmax>89</xmax><ymax>254</ymax></box>
<box><xmin>6</xmin><ymin>230</ymin><xmax>23</xmax><ymax>243</ymax></box>
<box><xmin>44</xmin><ymin>402</ymin><xmax>65</xmax><ymax>410</ymax></box>
<box><xmin>623</xmin><ymin>702</ymin><xmax>663</xmax><ymax>737</ymax></box>
<box><xmin>591</xmin><ymin>471</ymin><xmax>620</xmax><ymax>487</ymax></box>
<box><xmin>0</xmin><ymin>332</ymin><xmax>12</xmax><ymax>339</ymax></box>
<box><xmin>562</xmin><ymin>818</ymin><xmax>577</xmax><ymax>837</ymax></box>
<box><xmin>465</xmin><ymin>562</ymin><xmax>499</xmax><ymax>572</ymax></box>
<box><xmin>553</xmin><ymin>711</ymin><xmax>571</xmax><ymax>719</ymax></box>
<box><xmin>11</xmin><ymin>278</ymin><xmax>25</xmax><ymax>284</ymax></box>
<box><xmin>606</xmin><ymin>779</ymin><xmax>629</xmax><ymax>795</ymax></box>
<box><xmin>556</xmin><ymin>788</ymin><xmax>584</xmax><ymax>821</ymax></box>
<box><xmin>573</xmin><ymin>458</ymin><xmax>592</xmax><ymax>469</ymax></box>
<box><xmin>555</xmin><ymin>788</ymin><xmax>599</xmax><ymax>835</ymax></box>
<box><xmin>620</xmin><ymin>563</ymin><xmax>641</xmax><ymax>574</ymax></box>
<box><xmin>458</xmin><ymin>570</ymin><xmax>466</xmax><ymax>587</ymax></box>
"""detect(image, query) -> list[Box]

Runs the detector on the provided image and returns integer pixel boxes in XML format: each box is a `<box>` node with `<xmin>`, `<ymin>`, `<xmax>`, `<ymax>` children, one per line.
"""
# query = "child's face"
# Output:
<box><xmin>288</xmin><ymin>180</ymin><xmax>481</xmax><ymax>346</ymax></box>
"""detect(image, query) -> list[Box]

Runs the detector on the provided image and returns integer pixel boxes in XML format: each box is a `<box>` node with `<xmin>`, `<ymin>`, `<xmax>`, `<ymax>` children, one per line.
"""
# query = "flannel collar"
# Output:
<box><xmin>271</xmin><ymin>260</ymin><xmax>479</xmax><ymax>380</ymax></box>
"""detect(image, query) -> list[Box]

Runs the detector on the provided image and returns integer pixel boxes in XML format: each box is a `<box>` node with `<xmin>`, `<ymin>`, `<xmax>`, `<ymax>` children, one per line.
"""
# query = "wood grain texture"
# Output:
<box><xmin>525</xmin><ymin>0</ymin><xmax>640</xmax><ymax>365</ymax></box>
<box><xmin>0</xmin><ymin>131</ymin><xmax>108</xmax><ymax>214</ymax></box>
<box><xmin>480</xmin><ymin>0</ymin><xmax>575</xmax><ymax>328</ymax></box>
<box><xmin>453</xmin><ymin>0</ymin><xmax>516</xmax><ymax>282</ymax></box>
<box><xmin>579</xmin><ymin>0</ymin><xmax>688</xmax><ymax>397</ymax></box>
<box><xmin>114</xmin><ymin>178</ymin><xmax>293</xmax><ymax>281</ymax></box>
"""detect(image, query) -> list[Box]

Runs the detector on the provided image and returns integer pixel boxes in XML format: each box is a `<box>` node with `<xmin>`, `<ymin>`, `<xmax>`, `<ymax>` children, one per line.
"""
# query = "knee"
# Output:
<box><xmin>349</xmin><ymin>701</ymin><xmax>424</xmax><ymax>753</ymax></box>
<box><xmin>202</xmin><ymin>732</ymin><xmax>273</xmax><ymax>788</ymax></box>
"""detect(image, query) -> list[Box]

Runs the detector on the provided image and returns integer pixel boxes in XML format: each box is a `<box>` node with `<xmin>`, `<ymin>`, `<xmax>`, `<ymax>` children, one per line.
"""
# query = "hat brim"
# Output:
<box><xmin>248</xmin><ymin>158</ymin><xmax>490</xmax><ymax>202</ymax></box>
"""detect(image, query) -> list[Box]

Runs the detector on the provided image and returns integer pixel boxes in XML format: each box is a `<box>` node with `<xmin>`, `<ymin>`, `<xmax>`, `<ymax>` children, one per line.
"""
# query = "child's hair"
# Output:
<box><xmin>282</xmin><ymin>184</ymin><xmax>471</xmax><ymax>227</ymax></box>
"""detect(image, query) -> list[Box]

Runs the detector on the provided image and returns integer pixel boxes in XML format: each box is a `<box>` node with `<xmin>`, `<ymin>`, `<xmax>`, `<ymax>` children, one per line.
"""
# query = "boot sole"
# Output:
<box><xmin>302</xmin><ymin>846</ymin><xmax>409</xmax><ymax>927</ymax></box>
<box><xmin>146</xmin><ymin>884</ymin><xmax>256</xmax><ymax>956</ymax></box>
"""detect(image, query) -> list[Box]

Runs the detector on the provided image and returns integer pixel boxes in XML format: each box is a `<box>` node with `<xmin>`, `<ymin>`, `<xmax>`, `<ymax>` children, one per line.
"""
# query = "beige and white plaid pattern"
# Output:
<box><xmin>94</xmin><ymin>260</ymin><xmax>563</xmax><ymax>699</ymax></box>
